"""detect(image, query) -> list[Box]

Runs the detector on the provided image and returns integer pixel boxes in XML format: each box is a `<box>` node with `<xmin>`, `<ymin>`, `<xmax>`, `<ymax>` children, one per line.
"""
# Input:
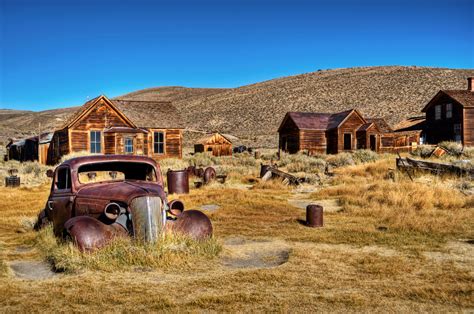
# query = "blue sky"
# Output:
<box><xmin>0</xmin><ymin>0</ymin><xmax>473</xmax><ymax>111</ymax></box>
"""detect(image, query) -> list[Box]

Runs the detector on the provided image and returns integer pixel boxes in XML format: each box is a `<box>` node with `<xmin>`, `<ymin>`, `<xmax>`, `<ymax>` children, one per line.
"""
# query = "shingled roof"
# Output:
<box><xmin>366</xmin><ymin>118</ymin><xmax>392</xmax><ymax>132</ymax></box>
<box><xmin>279</xmin><ymin>109</ymin><xmax>362</xmax><ymax>131</ymax></box>
<box><xmin>112</xmin><ymin>99</ymin><xmax>183</xmax><ymax>129</ymax></box>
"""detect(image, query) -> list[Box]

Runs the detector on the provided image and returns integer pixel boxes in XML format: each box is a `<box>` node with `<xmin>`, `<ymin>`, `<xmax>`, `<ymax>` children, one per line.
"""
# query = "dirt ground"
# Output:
<box><xmin>0</xmin><ymin>159</ymin><xmax>473</xmax><ymax>312</ymax></box>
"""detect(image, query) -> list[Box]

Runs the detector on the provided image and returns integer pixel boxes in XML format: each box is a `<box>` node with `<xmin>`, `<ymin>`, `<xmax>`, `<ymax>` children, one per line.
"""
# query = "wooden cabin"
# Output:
<box><xmin>5</xmin><ymin>132</ymin><xmax>53</xmax><ymax>163</ymax></box>
<box><xmin>278</xmin><ymin>109</ymin><xmax>420</xmax><ymax>155</ymax></box>
<box><xmin>194</xmin><ymin>132</ymin><xmax>233</xmax><ymax>156</ymax></box>
<box><xmin>38</xmin><ymin>95</ymin><xmax>183</xmax><ymax>165</ymax></box>
<box><xmin>421</xmin><ymin>77</ymin><xmax>474</xmax><ymax>146</ymax></box>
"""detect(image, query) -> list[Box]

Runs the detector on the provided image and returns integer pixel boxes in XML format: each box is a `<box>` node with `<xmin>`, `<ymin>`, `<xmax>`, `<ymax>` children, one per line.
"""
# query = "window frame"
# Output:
<box><xmin>90</xmin><ymin>130</ymin><xmax>102</xmax><ymax>154</ymax></box>
<box><xmin>124</xmin><ymin>137</ymin><xmax>134</xmax><ymax>154</ymax></box>
<box><xmin>446</xmin><ymin>103</ymin><xmax>453</xmax><ymax>119</ymax></box>
<box><xmin>434</xmin><ymin>105</ymin><xmax>442</xmax><ymax>120</ymax></box>
<box><xmin>153</xmin><ymin>131</ymin><xmax>165</xmax><ymax>155</ymax></box>
<box><xmin>55</xmin><ymin>166</ymin><xmax>72</xmax><ymax>192</ymax></box>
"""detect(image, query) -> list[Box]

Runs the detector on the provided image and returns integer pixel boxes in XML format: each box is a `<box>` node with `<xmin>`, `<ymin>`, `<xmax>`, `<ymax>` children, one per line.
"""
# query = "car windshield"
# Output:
<box><xmin>77</xmin><ymin>162</ymin><xmax>158</xmax><ymax>184</ymax></box>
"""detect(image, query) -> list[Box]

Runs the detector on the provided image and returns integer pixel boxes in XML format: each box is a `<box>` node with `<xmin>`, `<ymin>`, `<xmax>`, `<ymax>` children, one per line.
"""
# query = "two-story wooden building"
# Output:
<box><xmin>422</xmin><ymin>78</ymin><xmax>474</xmax><ymax>146</ymax></box>
<box><xmin>42</xmin><ymin>95</ymin><xmax>183</xmax><ymax>164</ymax></box>
<box><xmin>278</xmin><ymin>109</ymin><xmax>420</xmax><ymax>155</ymax></box>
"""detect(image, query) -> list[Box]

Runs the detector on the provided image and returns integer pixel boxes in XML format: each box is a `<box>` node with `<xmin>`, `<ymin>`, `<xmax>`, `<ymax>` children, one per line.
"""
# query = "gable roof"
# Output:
<box><xmin>366</xmin><ymin>118</ymin><xmax>392</xmax><ymax>132</ymax></box>
<box><xmin>280</xmin><ymin>112</ymin><xmax>332</xmax><ymax>131</ymax></box>
<box><xmin>357</xmin><ymin>122</ymin><xmax>375</xmax><ymax>132</ymax></box>
<box><xmin>279</xmin><ymin>109</ymin><xmax>365</xmax><ymax>132</ymax></box>
<box><xmin>61</xmin><ymin>95</ymin><xmax>136</xmax><ymax>129</ymax></box>
<box><xmin>422</xmin><ymin>90</ymin><xmax>474</xmax><ymax>112</ymax></box>
<box><xmin>195</xmin><ymin>132</ymin><xmax>234</xmax><ymax>145</ymax></box>
<box><xmin>112</xmin><ymin>99</ymin><xmax>183</xmax><ymax>129</ymax></box>
<box><xmin>58</xmin><ymin>95</ymin><xmax>183</xmax><ymax>130</ymax></box>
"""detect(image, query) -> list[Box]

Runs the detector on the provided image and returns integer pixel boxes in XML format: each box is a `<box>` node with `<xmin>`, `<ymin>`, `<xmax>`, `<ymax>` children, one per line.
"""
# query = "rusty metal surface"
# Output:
<box><xmin>306</xmin><ymin>205</ymin><xmax>323</xmax><ymax>227</ymax></box>
<box><xmin>167</xmin><ymin>169</ymin><xmax>189</xmax><ymax>194</ymax></box>
<box><xmin>64</xmin><ymin>216</ymin><xmax>128</xmax><ymax>252</ymax></box>
<box><xmin>130</xmin><ymin>196</ymin><xmax>165</xmax><ymax>242</ymax></box>
<box><xmin>203</xmin><ymin>167</ymin><xmax>216</xmax><ymax>185</ymax></box>
<box><xmin>168</xmin><ymin>199</ymin><xmax>184</xmax><ymax>216</ymax></box>
<box><xmin>168</xmin><ymin>210</ymin><xmax>213</xmax><ymax>240</ymax></box>
<box><xmin>37</xmin><ymin>155</ymin><xmax>215</xmax><ymax>251</ymax></box>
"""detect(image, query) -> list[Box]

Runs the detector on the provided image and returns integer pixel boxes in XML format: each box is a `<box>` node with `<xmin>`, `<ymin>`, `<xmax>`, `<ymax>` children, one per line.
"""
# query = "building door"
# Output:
<box><xmin>369</xmin><ymin>135</ymin><xmax>376</xmax><ymax>151</ymax></box>
<box><xmin>343</xmin><ymin>133</ymin><xmax>352</xmax><ymax>150</ymax></box>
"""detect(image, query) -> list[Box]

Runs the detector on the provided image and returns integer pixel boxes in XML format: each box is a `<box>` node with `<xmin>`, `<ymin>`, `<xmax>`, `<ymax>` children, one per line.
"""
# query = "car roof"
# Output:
<box><xmin>60</xmin><ymin>155</ymin><xmax>159</xmax><ymax>170</ymax></box>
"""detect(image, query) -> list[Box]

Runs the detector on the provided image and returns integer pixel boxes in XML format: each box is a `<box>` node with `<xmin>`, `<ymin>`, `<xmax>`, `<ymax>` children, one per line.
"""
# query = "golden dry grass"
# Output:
<box><xmin>0</xmin><ymin>158</ymin><xmax>473</xmax><ymax>311</ymax></box>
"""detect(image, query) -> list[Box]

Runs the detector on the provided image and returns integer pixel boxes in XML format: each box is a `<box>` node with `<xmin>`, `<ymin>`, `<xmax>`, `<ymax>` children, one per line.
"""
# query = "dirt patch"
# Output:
<box><xmin>288</xmin><ymin>198</ymin><xmax>343</xmax><ymax>213</ymax></box>
<box><xmin>221</xmin><ymin>238</ymin><xmax>290</xmax><ymax>269</ymax></box>
<box><xmin>15</xmin><ymin>246</ymin><xmax>33</xmax><ymax>253</ymax></box>
<box><xmin>424</xmin><ymin>241</ymin><xmax>474</xmax><ymax>275</ymax></box>
<box><xmin>10</xmin><ymin>261</ymin><xmax>58</xmax><ymax>280</ymax></box>
<box><xmin>200</xmin><ymin>204</ymin><xmax>220</xmax><ymax>212</ymax></box>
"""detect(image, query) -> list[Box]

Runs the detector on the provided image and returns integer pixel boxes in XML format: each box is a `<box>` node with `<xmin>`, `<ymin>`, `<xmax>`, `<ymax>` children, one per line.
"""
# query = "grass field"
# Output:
<box><xmin>0</xmin><ymin>154</ymin><xmax>473</xmax><ymax>312</ymax></box>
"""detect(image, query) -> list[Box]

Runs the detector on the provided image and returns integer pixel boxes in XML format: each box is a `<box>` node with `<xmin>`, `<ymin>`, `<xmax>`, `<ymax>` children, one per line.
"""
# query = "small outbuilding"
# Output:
<box><xmin>194</xmin><ymin>132</ymin><xmax>233</xmax><ymax>156</ymax></box>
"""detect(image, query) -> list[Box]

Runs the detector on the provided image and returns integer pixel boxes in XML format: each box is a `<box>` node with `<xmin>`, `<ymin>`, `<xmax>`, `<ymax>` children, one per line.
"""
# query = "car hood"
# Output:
<box><xmin>76</xmin><ymin>180</ymin><xmax>166</xmax><ymax>203</ymax></box>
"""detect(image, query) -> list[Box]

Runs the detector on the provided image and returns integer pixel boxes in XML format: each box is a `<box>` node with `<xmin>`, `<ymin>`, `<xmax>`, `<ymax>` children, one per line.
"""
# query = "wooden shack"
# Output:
<box><xmin>194</xmin><ymin>132</ymin><xmax>233</xmax><ymax>156</ymax></box>
<box><xmin>38</xmin><ymin>95</ymin><xmax>183</xmax><ymax>165</ymax></box>
<box><xmin>421</xmin><ymin>77</ymin><xmax>474</xmax><ymax>146</ymax></box>
<box><xmin>278</xmin><ymin>109</ymin><xmax>419</xmax><ymax>155</ymax></box>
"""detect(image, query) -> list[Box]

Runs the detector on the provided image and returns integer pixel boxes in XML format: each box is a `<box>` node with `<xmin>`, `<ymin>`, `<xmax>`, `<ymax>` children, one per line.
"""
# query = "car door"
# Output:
<box><xmin>48</xmin><ymin>166</ymin><xmax>74</xmax><ymax>236</ymax></box>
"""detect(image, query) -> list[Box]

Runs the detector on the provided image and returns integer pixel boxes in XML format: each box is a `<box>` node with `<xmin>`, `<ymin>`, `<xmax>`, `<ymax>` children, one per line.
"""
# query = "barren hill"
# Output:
<box><xmin>1</xmin><ymin>66</ymin><xmax>473</xmax><ymax>149</ymax></box>
<box><xmin>118</xmin><ymin>66</ymin><xmax>474</xmax><ymax>147</ymax></box>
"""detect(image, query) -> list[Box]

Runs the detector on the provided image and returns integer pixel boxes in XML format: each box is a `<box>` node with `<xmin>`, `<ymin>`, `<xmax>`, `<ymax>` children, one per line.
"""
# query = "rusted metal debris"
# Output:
<box><xmin>5</xmin><ymin>169</ymin><xmax>20</xmax><ymax>187</ymax></box>
<box><xmin>34</xmin><ymin>155</ymin><xmax>213</xmax><ymax>252</ymax></box>
<box><xmin>260</xmin><ymin>164</ymin><xmax>304</xmax><ymax>185</ymax></box>
<box><xmin>306</xmin><ymin>205</ymin><xmax>323</xmax><ymax>227</ymax></box>
<box><xmin>187</xmin><ymin>165</ymin><xmax>225</xmax><ymax>187</ymax></box>
<box><xmin>167</xmin><ymin>169</ymin><xmax>190</xmax><ymax>194</ymax></box>
<box><xmin>396</xmin><ymin>157</ymin><xmax>473</xmax><ymax>178</ymax></box>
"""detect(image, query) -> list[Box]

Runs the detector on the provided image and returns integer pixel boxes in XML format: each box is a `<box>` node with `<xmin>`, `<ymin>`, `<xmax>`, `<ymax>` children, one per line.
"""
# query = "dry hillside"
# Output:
<box><xmin>1</xmin><ymin>66</ymin><xmax>473</xmax><ymax>149</ymax></box>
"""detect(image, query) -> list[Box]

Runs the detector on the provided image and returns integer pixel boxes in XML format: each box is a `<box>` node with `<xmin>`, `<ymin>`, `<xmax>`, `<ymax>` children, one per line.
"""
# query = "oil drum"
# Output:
<box><xmin>167</xmin><ymin>169</ymin><xmax>189</xmax><ymax>194</ymax></box>
<box><xmin>306</xmin><ymin>204</ymin><xmax>323</xmax><ymax>227</ymax></box>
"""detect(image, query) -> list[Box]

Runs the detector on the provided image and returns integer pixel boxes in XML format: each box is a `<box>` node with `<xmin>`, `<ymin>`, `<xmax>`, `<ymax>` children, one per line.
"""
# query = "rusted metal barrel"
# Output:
<box><xmin>306</xmin><ymin>204</ymin><xmax>323</xmax><ymax>227</ymax></box>
<box><xmin>260</xmin><ymin>164</ymin><xmax>272</xmax><ymax>178</ymax></box>
<box><xmin>167</xmin><ymin>169</ymin><xmax>189</xmax><ymax>194</ymax></box>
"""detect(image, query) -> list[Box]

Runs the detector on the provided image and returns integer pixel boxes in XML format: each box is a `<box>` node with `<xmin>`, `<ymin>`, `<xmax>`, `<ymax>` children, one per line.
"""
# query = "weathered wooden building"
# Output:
<box><xmin>194</xmin><ymin>132</ymin><xmax>233</xmax><ymax>156</ymax></box>
<box><xmin>421</xmin><ymin>77</ymin><xmax>474</xmax><ymax>146</ymax></box>
<box><xmin>12</xmin><ymin>95</ymin><xmax>184</xmax><ymax>165</ymax></box>
<box><xmin>278</xmin><ymin>109</ymin><xmax>420</xmax><ymax>155</ymax></box>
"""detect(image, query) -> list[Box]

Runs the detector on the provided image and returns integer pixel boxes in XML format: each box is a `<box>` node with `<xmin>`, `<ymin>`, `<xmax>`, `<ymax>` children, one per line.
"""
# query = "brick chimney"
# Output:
<box><xmin>468</xmin><ymin>77</ymin><xmax>474</xmax><ymax>92</ymax></box>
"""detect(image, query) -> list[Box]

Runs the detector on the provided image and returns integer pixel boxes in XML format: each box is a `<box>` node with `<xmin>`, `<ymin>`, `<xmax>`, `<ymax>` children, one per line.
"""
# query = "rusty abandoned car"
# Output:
<box><xmin>35</xmin><ymin>155</ymin><xmax>213</xmax><ymax>252</ymax></box>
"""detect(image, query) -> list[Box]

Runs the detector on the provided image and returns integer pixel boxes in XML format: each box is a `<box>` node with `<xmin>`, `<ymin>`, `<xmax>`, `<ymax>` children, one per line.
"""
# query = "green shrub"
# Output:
<box><xmin>352</xmin><ymin>150</ymin><xmax>379</xmax><ymax>164</ymax></box>
<box><xmin>286</xmin><ymin>158</ymin><xmax>326</xmax><ymax>174</ymax></box>
<box><xmin>411</xmin><ymin>145</ymin><xmax>434</xmax><ymax>158</ymax></box>
<box><xmin>326</xmin><ymin>153</ymin><xmax>355</xmax><ymax>167</ymax></box>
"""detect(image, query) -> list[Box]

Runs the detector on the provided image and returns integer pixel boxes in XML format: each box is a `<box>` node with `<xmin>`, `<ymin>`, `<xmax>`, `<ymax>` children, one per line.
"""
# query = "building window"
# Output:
<box><xmin>90</xmin><ymin>130</ymin><xmax>102</xmax><ymax>153</ymax></box>
<box><xmin>446</xmin><ymin>103</ymin><xmax>452</xmax><ymax>118</ymax></box>
<box><xmin>435</xmin><ymin>105</ymin><xmax>441</xmax><ymax>120</ymax></box>
<box><xmin>124</xmin><ymin>137</ymin><xmax>133</xmax><ymax>154</ymax></box>
<box><xmin>153</xmin><ymin>132</ymin><xmax>164</xmax><ymax>154</ymax></box>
